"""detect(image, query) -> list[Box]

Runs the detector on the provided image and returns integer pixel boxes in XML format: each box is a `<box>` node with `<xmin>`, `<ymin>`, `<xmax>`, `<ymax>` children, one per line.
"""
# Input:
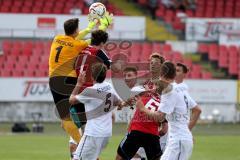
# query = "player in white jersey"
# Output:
<box><xmin>160</xmin><ymin>62</ymin><xmax>190</xmax><ymax>153</ymax></box>
<box><xmin>69</xmin><ymin>63</ymin><xmax>122</xmax><ymax>160</ymax></box>
<box><xmin>174</xmin><ymin>62</ymin><xmax>190</xmax><ymax>92</ymax></box>
<box><xmin>136</xmin><ymin>61</ymin><xmax>202</xmax><ymax>160</ymax></box>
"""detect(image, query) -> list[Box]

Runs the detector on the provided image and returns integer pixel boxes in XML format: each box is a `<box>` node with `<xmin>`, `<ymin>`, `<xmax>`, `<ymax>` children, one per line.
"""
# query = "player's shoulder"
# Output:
<box><xmin>74</xmin><ymin>39</ymin><xmax>88</xmax><ymax>46</ymax></box>
<box><xmin>162</xmin><ymin>84</ymin><xmax>178</xmax><ymax>99</ymax></box>
<box><xmin>173</xmin><ymin>82</ymin><xmax>189</xmax><ymax>92</ymax></box>
<box><xmin>81</xmin><ymin>46</ymin><xmax>97</xmax><ymax>55</ymax></box>
<box><xmin>54</xmin><ymin>34</ymin><xmax>64</xmax><ymax>39</ymax></box>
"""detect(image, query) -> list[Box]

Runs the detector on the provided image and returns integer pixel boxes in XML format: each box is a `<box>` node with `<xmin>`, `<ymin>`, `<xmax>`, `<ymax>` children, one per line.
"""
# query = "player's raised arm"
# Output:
<box><xmin>76</xmin><ymin>11</ymin><xmax>114</xmax><ymax>44</ymax></box>
<box><xmin>75</xmin><ymin>15</ymin><xmax>97</xmax><ymax>41</ymax></box>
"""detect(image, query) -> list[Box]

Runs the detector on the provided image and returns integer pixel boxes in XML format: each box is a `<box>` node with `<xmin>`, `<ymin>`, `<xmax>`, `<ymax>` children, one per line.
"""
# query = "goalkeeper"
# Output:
<box><xmin>48</xmin><ymin>12</ymin><xmax>113</xmax><ymax>159</ymax></box>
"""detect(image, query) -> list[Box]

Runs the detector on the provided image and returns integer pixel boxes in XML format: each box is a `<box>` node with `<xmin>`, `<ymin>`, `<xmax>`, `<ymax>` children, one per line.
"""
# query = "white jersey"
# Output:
<box><xmin>158</xmin><ymin>84</ymin><xmax>197</xmax><ymax>141</ymax></box>
<box><xmin>75</xmin><ymin>81</ymin><xmax>120</xmax><ymax>137</ymax></box>
<box><xmin>173</xmin><ymin>82</ymin><xmax>189</xmax><ymax>92</ymax></box>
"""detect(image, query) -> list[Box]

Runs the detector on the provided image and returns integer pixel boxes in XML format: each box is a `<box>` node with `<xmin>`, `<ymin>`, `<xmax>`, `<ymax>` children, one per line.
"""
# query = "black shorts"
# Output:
<box><xmin>117</xmin><ymin>130</ymin><xmax>162</xmax><ymax>160</ymax></box>
<box><xmin>49</xmin><ymin>76</ymin><xmax>86</xmax><ymax>125</ymax></box>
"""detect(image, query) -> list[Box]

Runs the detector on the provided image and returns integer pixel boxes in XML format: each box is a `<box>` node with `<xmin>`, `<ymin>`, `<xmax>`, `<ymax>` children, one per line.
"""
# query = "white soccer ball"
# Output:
<box><xmin>89</xmin><ymin>2</ymin><xmax>106</xmax><ymax>20</ymax></box>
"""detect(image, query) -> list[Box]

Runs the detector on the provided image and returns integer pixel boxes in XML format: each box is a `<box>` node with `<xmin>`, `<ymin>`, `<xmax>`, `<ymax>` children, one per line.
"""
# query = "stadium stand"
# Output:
<box><xmin>0</xmin><ymin>0</ymin><xmax>124</xmax><ymax>15</ymax></box>
<box><xmin>198</xmin><ymin>43</ymin><xmax>240</xmax><ymax>78</ymax></box>
<box><xmin>0</xmin><ymin>39</ymin><xmax>212</xmax><ymax>79</ymax></box>
<box><xmin>137</xmin><ymin>0</ymin><xmax>240</xmax><ymax>31</ymax></box>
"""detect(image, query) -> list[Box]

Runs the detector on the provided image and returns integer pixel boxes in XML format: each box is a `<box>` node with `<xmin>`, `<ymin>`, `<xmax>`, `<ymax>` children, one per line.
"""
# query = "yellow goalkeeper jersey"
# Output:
<box><xmin>49</xmin><ymin>35</ymin><xmax>88</xmax><ymax>78</ymax></box>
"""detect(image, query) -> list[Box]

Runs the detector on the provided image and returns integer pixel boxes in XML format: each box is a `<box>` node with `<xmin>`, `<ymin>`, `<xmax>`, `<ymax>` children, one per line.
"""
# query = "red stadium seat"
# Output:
<box><xmin>218</xmin><ymin>56</ymin><xmax>228</xmax><ymax>68</ymax></box>
<box><xmin>10</xmin><ymin>48</ymin><xmax>22</xmax><ymax>55</ymax></box>
<box><xmin>229</xmin><ymin>63</ymin><xmax>238</xmax><ymax>75</ymax></box>
<box><xmin>182</xmin><ymin>58</ymin><xmax>193</xmax><ymax>69</ymax></box>
<box><xmin>11</xmin><ymin>6</ymin><xmax>20</xmax><ymax>13</ymax></box>
<box><xmin>162</xmin><ymin>44</ymin><xmax>172</xmax><ymax>54</ymax></box>
<box><xmin>192</xmin><ymin>64</ymin><xmax>202</xmax><ymax>72</ymax></box>
<box><xmin>208</xmin><ymin>44</ymin><xmax>218</xmax><ymax>61</ymax></box>
<box><xmin>0</xmin><ymin>69</ymin><xmax>12</xmax><ymax>77</ymax></box>
<box><xmin>152</xmin><ymin>43</ymin><xmax>162</xmax><ymax>53</ymax></box>
<box><xmin>0</xmin><ymin>6</ymin><xmax>10</xmax><ymax>12</ymax></box>
<box><xmin>13</xmin><ymin>0</ymin><xmax>23</xmax><ymax>7</ymax></box>
<box><xmin>2</xmin><ymin>0</ymin><xmax>12</xmax><ymax>7</ymax></box>
<box><xmin>12</xmin><ymin>70</ymin><xmax>23</xmax><ymax>77</ymax></box>
<box><xmin>186</xmin><ymin>10</ymin><xmax>194</xmax><ymax>17</ymax></box>
<box><xmin>3</xmin><ymin>61</ymin><xmax>15</xmax><ymax>70</ymax></box>
<box><xmin>201</xmin><ymin>72</ymin><xmax>212</xmax><ymax>79</ymax></box>
<box><xmin>164</xmin><ymin>10</ymin><xmax>175</xmax><ymax>23</ymax></box>
<box><xmin>198</xmin><ymin>43</ymin><xmax>209</xmax><ymax>54</ymax></box>
<box><xmin>2</xmin><ymin>40</ymin><xmax>12</xmax><ymax>53</ymax></box>
<box><xmin>172</xmin><ymin>51</ymin><xmax>183</xmax><ymax>62</ymax></box>
<box><xmin>156</xmin><ymin>6</ymin><xmax>165</xmax><ymax>18</ymax></box>
<box><xmin>23</xmin><ymin>69</ymin><xmax>35</xmax><ymax>77</ymax></box>
<box><xmin>32</xmin><ymin>7</ymin><xmax>42</xmax><ymax>13</ymax></box>
<box><xmin>21</xmin><ymin>6</ymin><xmax>31</xmax><ymax>13</ymax></box>
<box><xmin>35</xmin><ymin>70</ymin><xmax>47</xmax><ymax>77</ymax></box>
<box><xmin>23</xmin><ymin>0</ymin><xmax>33</xmax><ymax>7</ymax></box>
<box><xmin>190</xmin><ymin>71</ymin><xmax>201</xmax><ymax>79</ymax></box>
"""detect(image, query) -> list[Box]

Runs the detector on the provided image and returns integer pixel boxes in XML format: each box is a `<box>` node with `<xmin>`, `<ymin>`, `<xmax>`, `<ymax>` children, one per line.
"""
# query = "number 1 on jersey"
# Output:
<box><xmin>55</xmin><ymin>46</ymin><xmax>63</xmax><ymax>62</ymax></box>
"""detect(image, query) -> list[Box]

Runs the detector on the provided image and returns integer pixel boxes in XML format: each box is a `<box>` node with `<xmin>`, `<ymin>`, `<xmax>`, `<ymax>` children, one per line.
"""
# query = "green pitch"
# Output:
<box><xmin>0</xmin><ymin>123</ymin><xmax>240</xmax><ymax>160</ymax></box>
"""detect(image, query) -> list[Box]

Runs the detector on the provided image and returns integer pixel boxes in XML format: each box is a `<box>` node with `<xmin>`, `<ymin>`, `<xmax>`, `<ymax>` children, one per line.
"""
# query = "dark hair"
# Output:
<box><xmin>160</xmin><ymin>61</ymin><xmax>176</xmax><ymax>80</ymax></box>
<box><xmin>64</xmin><ymin>18</ymin><xmax>79</xmax><ymax>35</ymax></box>
<box><xmin>123</xmin><ymin>66</ymin><xmax>138</xmax><ymax>75</ymax></box>
<box><xmin>149</xmin><ymin>52</ymin><xmax>165</xmax><ymax>64</ymax></box>
<box><xmin>91</xmin><ymin>63</ymin><xmax>107</xmax><ymax>83</ymax></box>
<box><xmin>176</xmin><ymin>62</ymin><xmax>189</xmax><ymax>73</ymax></box>
<box><xmin>91</xmin><ymin>30</ymin><xmax>109</xmax><ymax>46</ymax></box>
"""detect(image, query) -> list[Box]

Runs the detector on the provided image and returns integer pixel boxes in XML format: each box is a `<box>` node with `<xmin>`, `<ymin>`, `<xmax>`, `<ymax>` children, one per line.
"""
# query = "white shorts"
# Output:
<box><xmin>74</xmin><ymin>135</ymin><xmax>109</xmax><ymax>160</ymax></box>
<box><xmin>160</xmin><ymin>133</ymin><xmax>168</xmax><ymax>152</ymax></box>
<box><xmin>160</xmin><ymin>140</ymin><xmax>193</xmax><ymax>160</ymax></box>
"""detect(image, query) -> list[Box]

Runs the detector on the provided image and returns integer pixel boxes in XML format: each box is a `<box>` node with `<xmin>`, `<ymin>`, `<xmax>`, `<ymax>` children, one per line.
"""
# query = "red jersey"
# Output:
<box><xmin>75</xmin><ymin>46</ymin><xmax>111</xmax><ymax>91</ymax></box>
<box><xmin>128</xmin><ymin>91</ymin><xmax>160</xmax><ymax>136</ymax></box>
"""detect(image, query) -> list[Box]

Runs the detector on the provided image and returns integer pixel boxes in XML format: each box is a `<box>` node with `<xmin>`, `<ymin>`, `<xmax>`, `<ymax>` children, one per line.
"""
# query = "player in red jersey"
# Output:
<box><xmin>69</xmin><ymin>30</ymin><xmax>111</xmax><ymax>127</ymax></box>
<box><xmin>115</xmin><ymin>53</ymin><xmax>165</xmax><ymax>160</ymax></box>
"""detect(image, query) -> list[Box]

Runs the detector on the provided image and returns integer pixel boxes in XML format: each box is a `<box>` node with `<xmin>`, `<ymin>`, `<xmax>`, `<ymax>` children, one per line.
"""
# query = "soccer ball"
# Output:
<box><xmin>89</xmin><ymin>2</ymin><xmax>106</xmax><ymax>20</ymax></box>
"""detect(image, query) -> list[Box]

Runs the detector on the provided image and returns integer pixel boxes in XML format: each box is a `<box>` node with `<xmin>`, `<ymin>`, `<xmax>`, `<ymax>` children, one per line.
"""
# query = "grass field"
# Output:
<box><xmin>0</xmin><ymin>123</ymin><xmax>240</xmax><ymax>160</ymax></box>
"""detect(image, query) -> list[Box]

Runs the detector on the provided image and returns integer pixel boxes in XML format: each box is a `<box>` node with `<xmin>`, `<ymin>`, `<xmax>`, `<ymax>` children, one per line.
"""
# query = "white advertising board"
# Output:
<box><xmin>0</xmin><ymin>14</ymin><xmax>145</xmax><ymax>40</ymax></box>
<box><xmin>219</xmin><ymin>30</ymin><xmax>240</xmax><ymax>46</ymax></box>
<box><xmin>185</xmin><ymin>80</ymin><xmax>237</xmax><ymax>103</ymax></box>
<box><xmin>186</xmin><ymin>18</ymin><xmax>240</xmax><ymax>41</ymax></box>
<box><xmin>0</xmin><ymin>78</ymin><xmax>238</xmax><ymax>104</ymax></box>
<box><xmin>0</xmin><ymin>78</ymin><xmax>52</xmax><ymax>102</ymax></box>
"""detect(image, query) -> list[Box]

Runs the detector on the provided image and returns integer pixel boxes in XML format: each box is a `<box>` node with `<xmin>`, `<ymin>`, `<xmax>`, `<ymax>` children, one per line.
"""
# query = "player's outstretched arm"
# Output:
<box><xmin>189</xmin><ymin>105</ymin><xmax>202</xmax><ymax>130</ymax></box>
<box><xmin>75</xmin><ymin>15</ymin><xmax>97</xmax><ymax>41</ymax></box>
<box><xmin>136</xmin><ymin>97</ymin><xmax>166</xmax><ymax>122</ymax></box>
<box><xmin>69</xmin><ymin>72</ymin><xmax>86</xmax><ymax>105</ymax></box>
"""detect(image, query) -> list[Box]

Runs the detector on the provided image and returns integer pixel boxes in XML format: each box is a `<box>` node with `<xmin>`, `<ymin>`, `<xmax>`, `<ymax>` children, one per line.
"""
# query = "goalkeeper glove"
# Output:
<box><xmin>86</xmin><ymin>14</ymin><xmax>98</xmax><ymax>32</ymax></box>
<box><xmin>76</xmin><ymin>15</ymin><xmax>97</xmax><ymax>40</ymax></box>
<box><xmin>99</xmin><ymin>11</ymin><xmax>114</xmax><ymax>31</ymax></box>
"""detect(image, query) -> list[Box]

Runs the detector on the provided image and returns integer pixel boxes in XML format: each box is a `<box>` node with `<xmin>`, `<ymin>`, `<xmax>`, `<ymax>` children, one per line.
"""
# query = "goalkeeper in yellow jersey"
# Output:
<box><xmin>48</xmin><ymin>12</ymin><xmax>113</xmax><ymax>159</ymax></box>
